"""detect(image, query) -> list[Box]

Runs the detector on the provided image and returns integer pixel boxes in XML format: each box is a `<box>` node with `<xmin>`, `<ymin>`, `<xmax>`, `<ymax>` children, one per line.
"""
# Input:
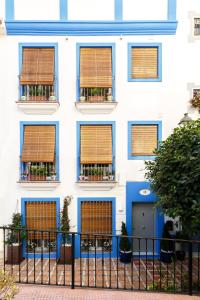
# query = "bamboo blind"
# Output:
<box><xmin>20</xmin><ymin>48</ymin><xmax>55</xmax><ymax>85</ymax></box>
<box><xmin>131</xmin><ymin>125</ymin><xmax>158</xmax><ymax>156</ymax></box>
<box><xmin>80</xmin><ymin>47</ymin><xmax>112</xmax><ymax>88</ymax></box>
<box><xmin>81</xmin><ymin>201</ymin><xmax>112</xmax><ymax>239</ymax></box>
<box><xmin>26</xmin><ymin>201</ymin><xmax>56</xmax><ymax>239</ymax></box>
<box><xmin>21</xmin><ymin>125</ymin><xmax>55</xmax><ymax>162</ymax></box>
<box><xmin>80</xmin><ymin>125</ymin><xmax>112</xmax><ymax>164</ymax></box>
<box><xmin>131</xmin><ymin>47</ymin><xmax>158</xmax><ymax>79</ymax></box>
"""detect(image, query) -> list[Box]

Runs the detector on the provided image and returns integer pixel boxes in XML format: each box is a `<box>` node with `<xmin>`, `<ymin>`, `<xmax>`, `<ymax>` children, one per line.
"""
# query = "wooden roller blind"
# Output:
<box><xmin>20</xmin><ymin>48</ymin><xmax>55</xmax><ymax>85</ymax></box>
<box><xmin>80</xmin><ymin>47</ymin><xmax>112</xmax><ymax>88</ymax></box>
<box><xmin>131</xmin><ymin>125</ymin><xmax>158</xmax><ymax>156</ymax></box>
<box><xmin>81</xmin><ymin>201</ymin><xmax>112</xmax><ymax>238</ymax></box>
<box><xmin>80</xmin><ymin>125</ymin><xmax>112</xmax><ymax>164</ymax></box>
<box><xmin>22</xmin><ymin>125</ymin><xmax>56</xmax><ymax>162</ymax></box>
<box><xmin>26</xmin><ymin>201</ymin><xmax>56</xmax><ymax>239</ymax></box>
<box><xmin>131</xmin><ymin>47</ymin><xmax>158</xmax><ymax>79</ymax></box>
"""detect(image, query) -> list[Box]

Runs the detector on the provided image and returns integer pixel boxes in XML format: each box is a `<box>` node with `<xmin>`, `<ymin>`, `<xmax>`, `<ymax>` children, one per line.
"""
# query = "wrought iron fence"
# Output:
<box><xmin>0</xmin><ymin>227</ymin><xmax>199</xmax><ymax>295</ymax></box>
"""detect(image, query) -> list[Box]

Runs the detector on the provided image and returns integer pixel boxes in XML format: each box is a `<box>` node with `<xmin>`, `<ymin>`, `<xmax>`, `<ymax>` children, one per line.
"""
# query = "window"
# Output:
<box><xmin>77</xmin><ymin>44</ymin><xmax>115</xmax><ymax>102</ymax></box>
<box><xmin>77</xmin><ymin>122</ymin><xmax>115</xmax><ymax>181</ymax></box>
<box><xmin>194</xmin><ymin>18</ymin><xmax>200</xmax><ymax>36</ymax></box>
<box><xmin>128</xmin><ymin>121</ymin><xmax>162</xmax><ymax>160</ymax></box>
<box><xmin>19</xmin><ymin>44</ymin><xmax>58</xmax><ymax>102</ymax></box>
<box><xmin>20</xmin><ymin>122</ymin><xmax>59</xmax><ymax>182</ymax></box>
<box><xmin>78</xmin><ymin>198</ymin><xmax>115</xmax><ymax>253</ymax></box>
<box><xmin>128</xmin><ymin>43</ymin><xmax>162</xmax><ymax>82</ymax></box>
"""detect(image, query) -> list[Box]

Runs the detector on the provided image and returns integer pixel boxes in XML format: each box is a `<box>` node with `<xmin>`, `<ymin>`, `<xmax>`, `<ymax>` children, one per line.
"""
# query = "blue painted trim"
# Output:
<box><xmin>18</xmin><ymin>43</ymin><xmax>59</xmax><ymax>100</ymax></box>
<box><xmin>128</xmin><ymin>43</ymin><xmax>162</xmax><ymax>82</ymax></box>
<box><xmin>126</xmin><ymin>182</ymin><xmax>164</xmax><ymax>255</ymax></box>
<box><xmin>168</xmin><ymin>0</ymin><xmax>176</xmax><ymax>21</ymax></box>
<box><xmin>76</xmin><ymin>197</ymin><xmax>116</xmax><ymax>258</ymax></box>
<box><xmin>20</xmin><ymin>121</ymin><xmax>60</xmax><ymax>181</ymax></box>
<box><xmin>5</xmin><ymin>0</ymin><xmax>14</xmax><ymax>20</ymax></box>
<box><xmin>21</xmin><ymin>197</ymin><xmax>60</xmax><ymax>259</ymax></box>
<box><xmin>76</xmin><ymin>121</ymin><xmax>116</xmax><ymax>181</ymax></box>
<box><xmin>128</xmin><ymin>121</ymin><xmax>162</xmax><ymax>160</ymax></box>
<box><xmin>60</xmin><ymin>0</ymin><xmax>68</xmax><ymax>20</ymax></box>
<box><xmin>76</xmin><ymin>43</ymin><xmax>115</xmax><ymax>101</ymax></box>
<box><xmin>5</xmin><ymin>20</ymin><xmax>178</xmax><ymax>36</ymax></box>
<box><xmin>115</xmin><ymin>0</ymin><xmax>122</xmax><ymax>21</ymax></box>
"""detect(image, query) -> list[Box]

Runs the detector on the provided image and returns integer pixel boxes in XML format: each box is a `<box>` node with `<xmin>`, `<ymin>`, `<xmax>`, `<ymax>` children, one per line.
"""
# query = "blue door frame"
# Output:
<box><xmin>126</xmin><ymin>182</ymin><xmax>164</xmax><ymax>258</ymax></box>
<box><xmin>21</xmin><ymin>198</ymin><xmax>60</xmax><ymax>259</ymax></box>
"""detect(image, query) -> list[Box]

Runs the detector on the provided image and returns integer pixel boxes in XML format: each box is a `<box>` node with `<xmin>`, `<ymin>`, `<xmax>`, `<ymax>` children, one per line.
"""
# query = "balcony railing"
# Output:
<box><xmin>79</xmin><ymin>164</ymin><xmax>115</xmax><ymax>181</ymax></box>
<box><xmin>79</xmin><ymin>87</ymin><xmax>113</xmax><ymax>103</ymax></box>
<box><xmin>19</xmin><ymin>84</ymin><xmax>57</xmax><ymax>102</ymax></box>
<box><xmin>20</xmin><ymin>162</ymin><xmax>57</xmax><ymax>182</ymax></box>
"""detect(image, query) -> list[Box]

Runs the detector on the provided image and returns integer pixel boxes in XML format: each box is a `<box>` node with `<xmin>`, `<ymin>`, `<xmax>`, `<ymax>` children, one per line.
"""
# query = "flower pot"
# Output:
<box><xmin>51</xmin><ymin>175</ymin><xmax>56</xmax><ymax>181</ymax></box>
<box><xmin>80</xmin><ymin>96</ymin><xmax>86</xmax><ymax>102</ymax></box>
<box><xmin>176</xmin><ymin>250</ymin><xmax>185</xmax><ymax>261</ymax></box>
<box><xmin>79</xmin><ymin>175</ymin><xmax>85</xmax><ymax>181</ymax></box>
<box><xmin>30</xmin><ymin>175</ymin><xmax>46</xmax><ymax>181</ymax></box>
<box><xmin>46</xmin><ymin>176</ymin><xmax>52</xmax><ymax>181</ymax></box>
<box><xmin>49</xmin><ymin>95</ymin><xmax>56</xmax><ymax>101</ymax></box>
<box><xmin>160</xmin><ymin>249</ymin><xmax>174</xmax><ymax>263</ymax></box>
<box><xmin>119</xmin><ymin>250</ymin><xmax>132</xmax><ymax>264</ymax></box>
<box><xmin>109</xmin><ymin>175</ymin><xmax>114</xmax><ymax>181</ymax></box>
<box><xmin>107</xmin><ymin>95</ymin><xmax>113</xmax><ymax>102</ymax></box>
<box><xmin>20</xmin><ymin>95</ymin><xmax>27</xmax><ymax>101</ymax></box>
<box><xmin>59</xmin><ymin>244</ymin><xmax>72</xmax><ymax>264</ymax></box>
<box><xmin>88</xmin><ymin>95</ymin><xmax>104</xmax><ymax>103</ymax></box>
<box><xmin>7</xmin><ymin>244</ymin><xmax>23</xmax><ymax>264</ymax></box>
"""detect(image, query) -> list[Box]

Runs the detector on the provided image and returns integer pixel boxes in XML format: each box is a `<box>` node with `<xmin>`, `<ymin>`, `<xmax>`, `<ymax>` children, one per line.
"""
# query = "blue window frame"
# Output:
<box><xmin>20</xmin><ymin>121</ymin><xmax>60</xmax><ymax>181</ymax></box>
<box><xmin>18</xmin><ymin>43</ymin><xmax>59</xmax><ymax>100</ymax></box>
<box><xmin>76</xmin><ymin>197</ymin><xmax>116</xmax><ymax>258</ymax></box>
<box><xmin>128</xmin><ymin>121</ymin><xmax>162</xmax><ymax>160</ymax></box>
<box><xmin>21</xmin><ymin>197</ymin><xmax>60</xmax><ymax>259</ymax></box>
<box><xmin>128</xmin><ymin>43</ymin><xmax>162</xmax><ymax>82</ymax></box>
<box><xmin>76</xmin><ymin>121</ymin><xmax>116</xmax><ymax>181</ymax></box>
<box><xmin>76</xmin><ymin>43</ymin><xmax>116</xmax><ymax>101</ymax></box>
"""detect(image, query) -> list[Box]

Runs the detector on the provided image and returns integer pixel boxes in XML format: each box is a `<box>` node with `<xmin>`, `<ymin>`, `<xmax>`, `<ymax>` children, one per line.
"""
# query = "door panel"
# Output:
<box><xmin>132</xmin><ymin>203</ymin><xmax>156</xmax><ymax>253</ymax></box>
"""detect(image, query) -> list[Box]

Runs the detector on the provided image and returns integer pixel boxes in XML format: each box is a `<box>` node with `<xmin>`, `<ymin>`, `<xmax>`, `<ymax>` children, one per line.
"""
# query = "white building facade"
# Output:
<box><xmin>0</xmin><ymin>0</ymin><xmax>199</xmax><ymax>258</ymax></box>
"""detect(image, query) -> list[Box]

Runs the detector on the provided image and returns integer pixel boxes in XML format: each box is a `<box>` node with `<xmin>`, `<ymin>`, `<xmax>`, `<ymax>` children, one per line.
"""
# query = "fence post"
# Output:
<box><xmin>71</xmin><ymin>233</ymin><xmax>75</xmax><ymax>289</ymax></box>
<box><xmin>188</xmin><ymin>242</ymin><xmax>193</xmax><ymax>296</ymax></box>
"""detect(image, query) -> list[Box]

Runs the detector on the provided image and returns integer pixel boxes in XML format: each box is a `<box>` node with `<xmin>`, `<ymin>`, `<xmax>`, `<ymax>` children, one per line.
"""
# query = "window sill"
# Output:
<box><xmin>75</xmin><ymin>101</ymin><xmax>117</xmax><ymax>114</ymax></box>
<box><xmin>76</xmin><ymin>180</ymin><xmax>117</xmax><ymax>191</ymax></box>
<box><xmin>16</xmin><ymin>101</ymin><xmax>60</xmax><ymax>114</ymax></box>
<box><xmin>18</xmin><ymin>180</ymin><xmax>60</xmax><ymax>191</ymax></box>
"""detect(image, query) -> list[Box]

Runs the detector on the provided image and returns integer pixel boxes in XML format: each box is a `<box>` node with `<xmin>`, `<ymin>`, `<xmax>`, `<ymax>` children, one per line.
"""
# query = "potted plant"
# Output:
<box><xmin>160</xmin><ymin>221</ymin><xmax>174</xmax><ymax>263</ymax></box>
<box><xmin>6</xmin><ymin>213</ymin><xmax>25</xmax><ymax>264</ymax></box>
<box><xmin>88</xmin><ymin>87</ymin><xmax>103</xmax><ymax>102</ymax></box>
<box><xmin>119</xmin><ymin>222</ymin><xmax>132</xmax><ymax>263</ymax></box>
<box><xmin>59</xmin><ymin>196</ymin><xmax>72</xmax><ymax>264</ymax></box>
<box><xmin>107</xmin><ymin>88</ymin><xmax>113</xmax><ymax>102</ymax></box>
<box><xmin>109</xmin><ymin>171</ymin><xmax>115</xmax><ymax>181</ymax></box>
<box><xmin>49</xmin><ymin>91</ymin><xmax>56</xmax><ymax>101</ymax></box>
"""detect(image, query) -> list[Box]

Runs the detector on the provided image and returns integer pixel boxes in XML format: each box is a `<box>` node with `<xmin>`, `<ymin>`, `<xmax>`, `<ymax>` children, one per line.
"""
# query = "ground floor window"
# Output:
<box><xmin>81</xmin><ymin>201</ymin><xmax>112</xmax><ymax>252</ymax></box>
<box><xmin>25</xmin><ymin>201</ymin><xmax>57</xmax><ymax>253</ymax></box>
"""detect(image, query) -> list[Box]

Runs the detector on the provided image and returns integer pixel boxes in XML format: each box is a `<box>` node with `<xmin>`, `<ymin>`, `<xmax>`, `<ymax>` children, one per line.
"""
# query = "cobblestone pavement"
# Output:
<box><xmin>14</xmin><ymin>285</ymin><xmax>200</xmax><ymax>300</ymax></box>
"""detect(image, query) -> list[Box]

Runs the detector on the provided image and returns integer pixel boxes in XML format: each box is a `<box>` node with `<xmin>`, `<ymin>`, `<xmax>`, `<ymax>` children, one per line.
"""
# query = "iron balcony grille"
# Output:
<box><xmin>79</xmin><ymin>164</ymin><xmax>115</xmax><ymax>181</ymax></box>
<box><xmin>19</xmin><ymin>83</ymin><xmax>57</xmax><ymax>102</ymax></box>
<box><xmin>20</xmin><ymin>162</ymin><xmax>57</xmax><ymax>182</ymax></box>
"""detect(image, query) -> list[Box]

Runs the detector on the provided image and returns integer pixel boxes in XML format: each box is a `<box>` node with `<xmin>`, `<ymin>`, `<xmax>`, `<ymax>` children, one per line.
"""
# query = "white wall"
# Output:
<box><xmin>15</xmin><ymin>0</ymin><xmax>60</xmax><ymax>20</ymax></box>
<box><xmin>0</xmin><ymin>0</ymin><xmax>200</xmax><ymax>234</ymax></box>
<box><xmin>68</xmin><ymin>0</ymin><xmax>115</xmax><ymax>21</ymax></box>
<box><xmin>123</xmin><ymin>0</ymin><xmax>168</xmax><ymax>21</ymax></box>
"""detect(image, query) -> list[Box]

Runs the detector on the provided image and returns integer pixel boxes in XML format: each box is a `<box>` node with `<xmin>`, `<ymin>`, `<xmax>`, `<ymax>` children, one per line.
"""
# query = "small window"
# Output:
<box><xmin>128</xmin><ymin>44</ymin><xmax>162</xmax><ymax>82</ymax></box>
<box><xmin>128</xmin><ymin>121</ymin><xmax>161</xmax><ymax>160</ymax></box>
<box><xmin>194</xmin><ymin>18</ymin><xmax>200</xmax><ymax>36</ymax></box>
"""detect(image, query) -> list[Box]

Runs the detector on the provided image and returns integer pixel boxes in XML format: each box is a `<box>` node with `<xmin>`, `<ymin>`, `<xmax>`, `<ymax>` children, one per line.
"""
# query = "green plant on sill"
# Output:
<box><xmin>30</xmin><ymin>165</ymin><xmax>48</xmax><ymax>176</ymax></box>
<box><xmin>29</xmin><ymin>85</ymin><xmax>45</xmax><ymax>97</ymax></box>
<box><xmin>90</xmin><ymin>87</ymin><xmax>102</xmax><ymax>96</ymax></box>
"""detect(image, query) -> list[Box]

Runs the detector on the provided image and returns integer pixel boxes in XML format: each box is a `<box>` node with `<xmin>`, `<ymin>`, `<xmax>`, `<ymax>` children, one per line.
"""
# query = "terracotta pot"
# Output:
<box><xmin>30</xmin><ymin>175</ymin><xmax>46</xmax><ymax>181</ymax></box>
<box><xmin>59</xmin><ymin>245</ymin><xmax>72</xmax><ymax>264</ymax></box>
<box><xmin>7</xmin><ymin>244</ymin><xmax>23</xmax><ymax>265</ymax></box>
<box><xmin>88</xmin><ymin>96</ymin><xmax>104</xmax><ymax>103</ymax></box>
<box><xmin>88</xmin><ymin>175</ymin><xmax>102</xmax><ymax>181</ymax></box>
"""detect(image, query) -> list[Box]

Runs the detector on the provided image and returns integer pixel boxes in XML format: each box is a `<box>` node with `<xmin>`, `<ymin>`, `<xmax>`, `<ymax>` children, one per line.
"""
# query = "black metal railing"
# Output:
<box><xmin>79</xmin><ymin>87</ymin><xmax>113</xmax><ymax>103</ymax></box>
<box><xmin>0</xmin><ymin>227</ymin><xmax>199</xmax><ymax>295</ymax></box>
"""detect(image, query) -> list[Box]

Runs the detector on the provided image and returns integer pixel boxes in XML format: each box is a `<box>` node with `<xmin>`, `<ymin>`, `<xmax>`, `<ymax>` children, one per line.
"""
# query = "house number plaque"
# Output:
<box><xmin>139</xmin><ymin>189</ymin><xmax>151</xmax><ymax>196</ymax></box>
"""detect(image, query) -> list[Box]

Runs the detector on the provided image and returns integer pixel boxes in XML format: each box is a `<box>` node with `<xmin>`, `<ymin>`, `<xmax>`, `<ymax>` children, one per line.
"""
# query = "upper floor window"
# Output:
<box><xmin>78</xmin><ymin>123</ymin><xmax>115</xmax><ymax>182</ymax></box>
<box><xmin>128</xmin><ymin>43</ymin><xmax>162</xmax><ymax>82</ymax></box>
<box><xmin>128</xmin><ymin>121</ymin><xmax>162</xmax><ymax>160</ymax></box>
<box><xmin>20</xmin><ymin>124</ymin><xmax>59</xmax><ymax>182</ymax></box>
<box><xmin>78</xmin><ymin>45</ymin><xmax>115</xmax><ymax>103</ymax></box>
<box><xmin>194</xmin><ymin>18</ymin><xmax>200</xmax><ymax>36</ymax></box>
<box><xmin>19</xmin><ymin>47</ymin><xmax>57</xmax><ymax>102</ymax></box>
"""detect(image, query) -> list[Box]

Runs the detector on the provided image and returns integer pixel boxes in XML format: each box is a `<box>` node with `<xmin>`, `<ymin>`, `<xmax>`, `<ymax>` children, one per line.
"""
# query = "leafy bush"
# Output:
<box><xmin>6</xmin><ymin>213</ymin><xmax>26</xmax><ymax>245</ymax></box>
<box><xmin>0</xmin><ymin>269</ymin><xmax>18</xmax><ymax>299</ymax></box>
<box><xmin>119</xmin><ymin>222</ymin><xmax>131</xmax><ymax>252</ymax></box>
